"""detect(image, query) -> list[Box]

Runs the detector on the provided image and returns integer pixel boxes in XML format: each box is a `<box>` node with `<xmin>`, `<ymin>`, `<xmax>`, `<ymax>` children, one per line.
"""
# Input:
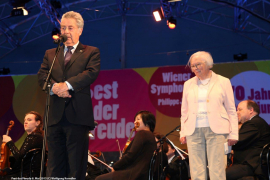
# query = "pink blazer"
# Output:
<box><xmin>180</xmin><ymin>71</ymin><xmax>238</xmax><ymax>140</ymax></box>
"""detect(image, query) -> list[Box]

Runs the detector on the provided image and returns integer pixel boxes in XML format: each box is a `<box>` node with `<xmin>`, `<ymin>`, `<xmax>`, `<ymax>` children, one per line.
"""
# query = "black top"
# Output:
<box><xmin>233</xmin><ymin>115</ymin><xmax>270</xmax><ymax>177</ymax></box>
<box><xmin>163</xmin><ymin>156</ymin><xmax>189</xmax><ymax>180</ymax></box>
<box><xmin>6</xmin><ymin>132</ymin><xmax>43</xmax><ymax>177</ymax></box>
<box><xmin>112</xmin><ymin>130</ymin><xmax>156</xmax><ymax>180</ymax></box>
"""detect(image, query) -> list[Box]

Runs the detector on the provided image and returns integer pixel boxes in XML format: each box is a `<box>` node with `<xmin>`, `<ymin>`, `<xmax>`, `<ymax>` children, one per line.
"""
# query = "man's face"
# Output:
<box><xmin>166</xmin><ymin>144</ymin><xmax>175</xmax><ymax>159</ymax></box>
<box><xmin>60</xmin><ymin>18</ymin><xmax>82</xmax><ymax>46</ymax></box>
<box><xmin>237</xmin><ymin>101</ymin><xmax>252</xmax><ymax>124</ymax></box>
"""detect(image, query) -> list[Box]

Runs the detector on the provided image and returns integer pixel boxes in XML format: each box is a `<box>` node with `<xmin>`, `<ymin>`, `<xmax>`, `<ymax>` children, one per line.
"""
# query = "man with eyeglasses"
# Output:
<box><xmin>38</xmin><ymin>11</ymin><xmax>100</xmax><ymax>179</ymax></box>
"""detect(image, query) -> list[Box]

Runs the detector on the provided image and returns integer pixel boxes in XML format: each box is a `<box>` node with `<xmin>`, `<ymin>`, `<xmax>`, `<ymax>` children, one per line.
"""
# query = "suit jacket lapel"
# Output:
<box><xmin>58</xmin><ymin>46</ymin><xmax>65</xmax><ymax>72</ymax></box>
<box><xmin>65</xmin><ymin>42</ymin><xmax>85</xmax><ymax>70</ymax></box>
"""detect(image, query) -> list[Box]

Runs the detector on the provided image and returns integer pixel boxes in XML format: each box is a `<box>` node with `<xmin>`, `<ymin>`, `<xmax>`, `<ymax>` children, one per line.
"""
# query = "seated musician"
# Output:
<box><xmin>163</xmin><ymin>142</ymin><xmax>189</xmax><ymax>180</ymax></box>
<box><xmin>153</xmin><ymin>132</ymin><xmax>168</xmax><ymax>180</ymax></box>
<box><xmin>226</xmin><ymin>100</ymin><xmax>270</xmax><ymax>180</ymax></box>
<box><xmin>1</xmin><ymin>111</ymin><xmax>43</xmax><ymax>178</ymax></box>
<box><xmin>95</xmin><ymin>110</ymin><xmax>156</xmax><ymax>180</ymax></box>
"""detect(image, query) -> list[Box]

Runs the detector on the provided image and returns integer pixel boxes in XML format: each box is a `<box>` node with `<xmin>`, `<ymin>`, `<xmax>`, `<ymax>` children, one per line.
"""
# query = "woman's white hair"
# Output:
<box><xmin>61</xmin><ymin>11</ymin><xmax>84</xmax><ymax>29</ymax></box>
<box><xmin>187</xmin><ymin>51</ymin><xmax>214</xmax><ymax>69</ymax></box>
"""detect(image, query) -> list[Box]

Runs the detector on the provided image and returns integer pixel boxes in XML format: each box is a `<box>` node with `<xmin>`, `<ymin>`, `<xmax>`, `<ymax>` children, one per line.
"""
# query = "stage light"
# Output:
<box><xmin>9</xmin><ymin>0</ymin><xmax>31</xmax><ymax>7</ymax></box>
<box><xmin>11</xmin><ymin>7</ymin><xmax>28</xmax><ymax>16</ymax></box>
<box><xmin>89</xmin><ymin>132</ymin><xmax>94</xmax><ymax>137</ymax></box>
<box><xmin>167</xmin><ymin>17</ymin><xmax>177</xmax><ymax>29</ymax></box>
<box><xmin>234</xmin><ymin>53</ymin><xmax>247</xmax><ymax>61</ymax></box>
<box><xmin>153</xmin><ymin>8</ymin><xmax>164</xmax><ymax>22</ymax></box>
<box><xmin>9</xmin><ymin>0</ymin><xmax>30</xmax><ymax>16</ymax></box>
<box><xmin>0</xmin><ymin>68</ymin><xmax>10</xmax><ymax>75</ymax></box>
<box><xmin>50</xmin><ymin>0</ymin><xmax>62</xmax><ymax>10</ymax></box>
<box><xmin>51</xmin><ymin>28</ymin><xmax>60</xmax><ymax>40</ymax></box>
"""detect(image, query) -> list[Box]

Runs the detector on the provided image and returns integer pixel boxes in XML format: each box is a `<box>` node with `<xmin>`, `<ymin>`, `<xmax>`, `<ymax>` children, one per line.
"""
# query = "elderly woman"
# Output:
<box><xmin>95</xmin><ymin>110</ymin><xmax>156</xmax><ymax>180</ymax></box>
<box><xmin>179</xmin><ymin>51</ymin><xmax>238</xmax><ymax>180</ymax></box>
<box><xmin>2</xmin><ymin>111</ymin><xmax>43</xmax><ymax>178</ymax></box>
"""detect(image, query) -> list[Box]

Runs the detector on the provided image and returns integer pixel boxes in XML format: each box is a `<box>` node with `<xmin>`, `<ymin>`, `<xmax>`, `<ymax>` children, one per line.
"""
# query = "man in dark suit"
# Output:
<box><xmin>37</xmin><ymin>11</ymin><xmax>100</xmax><ymax>179</ymax></box>
<box><xmin>226</xmin><ymin>100</ymin><xmax>270</xmax><ymax>180</ymax></box>
<box><xmin>163</xmin><ymin>143</ymin><xmax>189</xmax><ymax>180</ymax></box>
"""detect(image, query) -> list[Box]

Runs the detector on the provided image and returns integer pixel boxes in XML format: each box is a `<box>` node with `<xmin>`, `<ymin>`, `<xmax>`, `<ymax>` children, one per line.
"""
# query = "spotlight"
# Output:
<box><xmin>153</xmin><ymin>8</ymin><xmax>164</xmax><ymax>22</ymax></box>
<box><xmin>9</xmin><ymin>0</ymin><xmax>31</xmax><ymax>7</ymax></box>
<box><xmin>233</xmin><ymin>53</ymin><xmax>247</xmax><ymax>61</ymax></box>
<box><xmin>11</xmin><ymin>7</ymin><xmax>28</xmax><ymax>16</ymax></box>
<box><xmin>50</xmin><ymin>0</ymin><xmax>62</xmax><ymax>10</ymax></box>
<box><xmin>89</xmin><ymin>132</ymin><xmax>94</xmax><ymax>138</ymax></box>
<box><xmin>9</xmin><ymin>0</ymin><xmax>30</xmax><ymax>16</ymax></box>
<box><xmin>0</xmin><ymin>68</ymin><xmax>10</xmax><ymax>75</ymax></box>
<box><xmin>167</xmin><ymin>17</ymin><xmax>177</xmax><ymax>29</ymax></box>
<box><xmin>51</xmin><ymin>28</ymin><xmax>60</xmax><ymax>40</ymax></box>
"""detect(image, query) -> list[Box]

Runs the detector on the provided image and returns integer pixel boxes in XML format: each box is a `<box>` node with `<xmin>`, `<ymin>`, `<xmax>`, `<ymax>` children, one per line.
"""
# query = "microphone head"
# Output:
<box><xmin>53</xmin><ymin>34</ymin><xmax>68</xmax><ymax>44</ymax></box>
<box><xmin>60</xmin><ymin>34</ymin><xmax>67</xmax><ymax>43</ymax></box>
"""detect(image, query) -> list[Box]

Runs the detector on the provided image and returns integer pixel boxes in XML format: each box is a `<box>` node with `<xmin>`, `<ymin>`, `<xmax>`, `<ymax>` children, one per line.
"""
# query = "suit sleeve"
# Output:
<box><xmin>113</xmin><ymin>131</ymin><xmax>146</xmax><ymax>170</ymax></box>
<box><xmin>67</xmin><ymin>47</ymin><xmax>100</xmax><ymax>92</ymax></box>
<box><xmin>233</xmin><ymin>122</ymin><xmax>259</xmax><ymax>150</ymax></box>
<box><xmin>223</xmin><ymin>78</ymin><xmax>238</xmax><ymax>140</ymax></box>
<box><xmin>180</xmin><ymin>81</ymin><xmax>189</xmax><ymax>138</ymax></box>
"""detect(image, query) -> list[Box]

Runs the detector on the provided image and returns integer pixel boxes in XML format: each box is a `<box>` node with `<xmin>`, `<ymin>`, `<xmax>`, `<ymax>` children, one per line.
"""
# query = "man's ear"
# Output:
<box><xmin>249</xmin><ymin>107</ymin><xmax>255</xmax><ymax>115</ymax></box>
<box><xmin>78</xmin><ymin>28</ymin><xmax>83</xmax><ymax>36</ymax></box>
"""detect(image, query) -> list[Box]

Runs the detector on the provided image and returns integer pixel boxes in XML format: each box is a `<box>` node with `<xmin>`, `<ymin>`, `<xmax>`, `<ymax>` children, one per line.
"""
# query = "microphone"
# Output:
<box><xmin>53</xmin><ymin>34</ymin><xmax>67</xmax><ymax>44</ymax></box>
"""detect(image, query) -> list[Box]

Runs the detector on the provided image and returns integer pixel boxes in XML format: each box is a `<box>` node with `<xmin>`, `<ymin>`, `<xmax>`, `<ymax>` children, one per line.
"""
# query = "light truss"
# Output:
<box><xmin>33</xmin><ymin>0</ymin><xmax>61</xmax><ymax>29</ymax></box>
<box><xmin>0</xmin><ymin>0</ymin><xmax>269</xmax><ymax>60</ymax></box>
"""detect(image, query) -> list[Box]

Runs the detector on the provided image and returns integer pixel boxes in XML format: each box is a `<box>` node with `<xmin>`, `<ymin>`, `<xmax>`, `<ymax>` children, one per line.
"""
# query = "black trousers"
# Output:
<box><xmin>226</xmin><ymin>164</ymin><xmax>254</xmax><ymax>180</ymax></box>
<box><xmin>95</xmin><ymin>172</ymin><xmax>113</xmax><ymax>180</ymax></box>
<box><xmin>46</xmin><ymin>113</ymin><xmax>89</xmax><ymax>179</ymax></box>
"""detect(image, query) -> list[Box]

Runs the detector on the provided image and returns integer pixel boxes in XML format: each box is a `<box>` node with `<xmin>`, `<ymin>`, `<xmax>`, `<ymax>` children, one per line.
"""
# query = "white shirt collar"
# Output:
<box><xmin>249</xmin><ymin>114</ymin><xmax>257</xmax><ymax>120</ymax></box>
<box><xmin>64</xmin><ymin>41</ymin><xmax>80</xmax><ymax>52</ymax></box>
<box><xmin>168</xmin><ymin>155</ymin><xmax>175</xmax><ymax>164</ymax></box>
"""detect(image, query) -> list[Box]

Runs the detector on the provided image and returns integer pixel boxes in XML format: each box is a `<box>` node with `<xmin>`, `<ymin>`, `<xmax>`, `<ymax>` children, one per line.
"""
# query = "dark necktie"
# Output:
<box><xmin>64</xmin><ymin>46</ymin><xmax>74</xmax><ymax>66</ymax></box>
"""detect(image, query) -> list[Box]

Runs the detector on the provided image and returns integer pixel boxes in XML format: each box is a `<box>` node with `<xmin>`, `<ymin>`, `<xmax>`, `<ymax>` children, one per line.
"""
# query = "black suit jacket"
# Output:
<box><xmin>233</xmin><ymin>115</ymin><xmax>270</xmax><ymax>175</ymax></box>
<box><xmin>112</xmin><ymin>130</ymin><xmax>156</xmax><ymax>180</ymax></box>
<box><xmin>164</xmin><ymin>156</ymin><xmax>189</xmax><ymax>180</ymax></box>
<box><xmin>37</xmin><ymin>42</ymin><xmax>100</xmax><ymax>129</ymax></box>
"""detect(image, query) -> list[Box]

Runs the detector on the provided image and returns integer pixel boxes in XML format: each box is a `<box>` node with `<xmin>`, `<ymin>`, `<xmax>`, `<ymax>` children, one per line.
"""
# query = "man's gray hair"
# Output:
<box><xmin>187</xmin><ymin>51</ymin><xmax>214</xmax><ymax>69</ymax></box>
<box><xmin>61</xmin><ymin>11</ymin><xmax>84</xmax><ymax>29</ymax></box>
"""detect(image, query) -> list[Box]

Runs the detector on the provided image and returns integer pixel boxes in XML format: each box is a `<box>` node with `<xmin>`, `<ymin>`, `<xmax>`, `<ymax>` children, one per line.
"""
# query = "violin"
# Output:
<box><xmin>0</xmin><ymin>120</ymin><xmax>15</xmax><ymax>176</ymax></box>
<box><xmin>122</xmin><ymin>122</ymin><xmax>140</xmax><ymax>154</ymax></box>
<box><xmin>88</xmin><ymin>152</ymin><xmax>113</xmax><ymax>171</ymax></box>
<box><xmin>94</xmin><ymin>150</ymin><xmax>102</xmax><ymax>158</ymax></box>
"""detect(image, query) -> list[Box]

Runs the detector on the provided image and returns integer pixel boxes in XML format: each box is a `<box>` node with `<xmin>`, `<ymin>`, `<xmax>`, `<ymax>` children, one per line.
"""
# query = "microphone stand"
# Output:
<box><xmin>39</xmin><ymin>42</ymin><xmax>62</xmax><ymax>179</ymax></box>
<box><xmin>156</xmin><ymin>124</ymin><xmax>181</xmax><ymax>180</ymax></box>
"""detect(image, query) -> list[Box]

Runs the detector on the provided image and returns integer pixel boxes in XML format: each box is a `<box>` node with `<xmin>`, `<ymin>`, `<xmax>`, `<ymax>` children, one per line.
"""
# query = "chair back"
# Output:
<box><xmin>20</xmin><ymin>148</ymin><xmax>47</xmax><ymax>178</ymax></box>
<box><xmin>260</xmin><ymin>143</ymin><xmax>270</xmax><ymax>180</ymax></box>
<box><xmin>149</xmin><ymin>150</ymin><xmax>157</xmax><ymax>180</ymax></box>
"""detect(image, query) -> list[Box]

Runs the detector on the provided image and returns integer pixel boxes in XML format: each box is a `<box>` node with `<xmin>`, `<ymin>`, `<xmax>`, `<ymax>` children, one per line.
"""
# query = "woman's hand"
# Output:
<box><xmin>2</xmin><ymin>135</ymin><xmax>12</xmax><ymax>143</ymax></box>
<box><xmin>180</xmin><ymin>137</ymin><xmax>187</xmax><ymax>144</ymax></box>
<box><xmin>228</xmin><ymin>139</ymin><xmax>238</xmax><ymax>146</ymax></box>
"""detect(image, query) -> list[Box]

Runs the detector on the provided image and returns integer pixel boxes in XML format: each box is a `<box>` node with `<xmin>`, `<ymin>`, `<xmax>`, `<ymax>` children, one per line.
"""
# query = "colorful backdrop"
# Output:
<box><xmin>0</xmin><ymin>60</ymin><xmax>269</xmax><ymax>152</ymax></box>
